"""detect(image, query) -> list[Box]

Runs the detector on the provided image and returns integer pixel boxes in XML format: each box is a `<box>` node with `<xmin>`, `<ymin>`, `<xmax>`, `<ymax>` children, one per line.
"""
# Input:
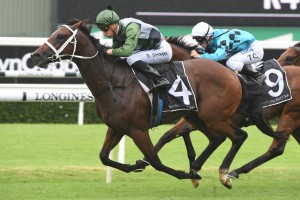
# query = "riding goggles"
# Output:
<box><xmin>97</xmin><ymin>24</ymin><xmax>110</xmax><ymax>32</ymax></box>
<box><xmin>193</xmin><ymin>36</ymin><xmax>207</xmax><ymax>44</ymax></box>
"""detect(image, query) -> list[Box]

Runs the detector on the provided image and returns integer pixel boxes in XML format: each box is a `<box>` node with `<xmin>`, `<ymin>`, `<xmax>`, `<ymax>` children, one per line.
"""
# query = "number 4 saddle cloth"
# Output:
<box><xmin>133</xmin><ymin>61</ymin><xmax>198</xmax><ymax>127</ymax></box>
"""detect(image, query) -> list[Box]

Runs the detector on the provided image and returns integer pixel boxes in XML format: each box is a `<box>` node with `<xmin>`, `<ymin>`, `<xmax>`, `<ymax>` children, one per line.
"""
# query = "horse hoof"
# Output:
<box><xmin>190</xmin><ymin>170</ymin><xmax>202</xmax><ymax>180</ymax></box>
<box><xmin>223</xmin><ymin>178</ymin><xmax>232</xmax><ymax>189</ymax></box>
<box><xmin>191</xmin><ymin>179</ymin><xmax>201</xmax><ymax>188</ymax></box>
<box><xmin>133</xmin><ymin>168</ymin><xmax>145</xmax><ymax>173</ymax></box>
<box><xmin>219</xmin><ymin>169</ymin><xmax>232</xmax><ymax>189</ymax></box>
<box><xmin>228</xmin><ymin>170</ymin><xmax>239</xmax><ymax>179</ymax></box>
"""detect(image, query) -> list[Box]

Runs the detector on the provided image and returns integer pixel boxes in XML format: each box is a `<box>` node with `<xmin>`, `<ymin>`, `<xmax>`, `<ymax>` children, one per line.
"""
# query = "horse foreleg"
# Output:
<box><xmin>191</xmin><ymin>133</ymin><xmax>227</xmax><ymax>171</ymax></box>
<box><xmin>182</xmin><ymin>132</ymin><xmax>197</xmax><ymax>169</ymax></box>
<box><xmin>176</xmin><ymin>116</ymin><xmax>226</xmax><ymax>187</ymax></box>
<box><xmin>228</xmin><ymin>115</ymin><xmax>292</xmax><ymax>179</ymax></box>
<box><xmin>99</xmin><ymin>128</ymin><xmax>141</xmax><ymax>173</ymax></box>
<box><xmin>130</xmin><ymin>128</ymin><xmax>201</xmax><ymax>180</ymax></box>
<box><xmin>228</xmin><ymin>140</ymin><xmax>287</xmax><ymax>179</ymax></box>
<box><xmin>135</xmin><ymin>118</ymin><xmax>196</xmax><ymax>171</ymax></box>
<box><xmin>216</xmin><ymin>126</ymin><xmax>248</xmax><ymax>189</ymax></box>
<box><xmin>291</xmin><ymin>127</ymin><xmax>300</xmax><ymax>145</ymax></box>
<box><xmin>155</xmin><ymin>118</ymin><xmax>196</xmax><ymax>153</ymax></box>
<box><xmin>154</xmin><ymin>118</ymin><xmax>197</xmax><ymax>169</ymax></box>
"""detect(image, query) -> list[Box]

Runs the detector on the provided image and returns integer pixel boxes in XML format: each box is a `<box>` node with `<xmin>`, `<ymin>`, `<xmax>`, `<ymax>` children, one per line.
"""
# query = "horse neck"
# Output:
<box><xmin>73</xmin><ymin>54</ymin><xmax>114</xmax><ymax>96</ymax></box>
<box><xmin>74</xmin><ymin>53</ymin><xmax>135</xmax><ymax>102</ymax></box>
<box><xmin>170</xmin><ymin>44</ymin><xmax>191</xmax><ymax>61</ymax></box>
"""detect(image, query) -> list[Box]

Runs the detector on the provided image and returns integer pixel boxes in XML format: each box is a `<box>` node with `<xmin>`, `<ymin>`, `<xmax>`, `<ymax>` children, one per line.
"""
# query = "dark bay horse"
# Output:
<box><xmin>149</xmin><ymin>36</ymin><xmax>300</xmax><ymax>184</ymax></box>
<box><xmin>30</xmin><ymin>20</ymin><xmax>277</xmax><ymax>188</ymax></box>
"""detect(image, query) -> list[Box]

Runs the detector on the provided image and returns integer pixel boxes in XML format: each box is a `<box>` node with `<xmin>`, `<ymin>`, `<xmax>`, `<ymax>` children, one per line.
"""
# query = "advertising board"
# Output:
<box><xmin>58</xmin><ymin>0</ymin><xmax>300</xmax><ymax>26</ymax></box>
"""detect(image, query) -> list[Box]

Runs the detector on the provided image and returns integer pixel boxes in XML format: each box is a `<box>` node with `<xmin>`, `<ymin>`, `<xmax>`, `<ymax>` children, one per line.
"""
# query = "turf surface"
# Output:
<box><xmin>0</xmin><ymin>124</ymin><xmax>299</xmax><ymax>199</ymax></box>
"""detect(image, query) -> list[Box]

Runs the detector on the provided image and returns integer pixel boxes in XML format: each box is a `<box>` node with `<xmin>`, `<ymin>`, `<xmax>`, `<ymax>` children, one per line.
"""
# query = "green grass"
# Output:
<box><xmin>0</xmin><ymin>124</ymin><xmax>299</xmax><ymax>200</ymax></box>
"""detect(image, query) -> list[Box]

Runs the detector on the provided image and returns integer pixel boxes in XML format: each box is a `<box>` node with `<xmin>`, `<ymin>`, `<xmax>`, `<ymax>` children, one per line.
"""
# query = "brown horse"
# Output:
<box><xmin>30</xmin><ymin>20</ymin><xmax>277</xmax><ymax>188</ymax></box>
<box><xmin>146</xmin><ymin>36</ymin><xmax>300</xmax><ymax>184</ymax></box>
<box><xmin>277</xmin><ymin>42</ymin><xmax>300</xmax><ymax>66</ymax></box>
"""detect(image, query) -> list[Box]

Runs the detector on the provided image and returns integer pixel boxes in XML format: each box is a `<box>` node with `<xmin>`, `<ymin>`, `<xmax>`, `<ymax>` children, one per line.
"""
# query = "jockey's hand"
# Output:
<box><xmin>106</xmin><ymin>49</ymin><xmax>113</xmax><ymax>55</ymax></box>
<box><xmin>97</xmin><ymin>44</ymin><xmax>108</xmax><ymax>55</ymax></box>
<box><xmin>191</xmin><ymin>50</ymin><xmax>201</xmax><ymax>58</ymax></box>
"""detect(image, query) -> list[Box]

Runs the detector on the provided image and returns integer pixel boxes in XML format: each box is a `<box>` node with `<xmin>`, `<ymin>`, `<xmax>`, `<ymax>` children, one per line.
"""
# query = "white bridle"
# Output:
<box><xmin>45</xmin><ymin>24</ymin><xmax>99</xmax><ymax>62</ymax></box>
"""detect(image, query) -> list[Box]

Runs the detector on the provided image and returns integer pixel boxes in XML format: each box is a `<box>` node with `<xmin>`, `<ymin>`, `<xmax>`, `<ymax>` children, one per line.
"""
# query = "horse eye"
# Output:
<box><xmin>286</xmin><ymin>57</ymin><xmax>292</xmax><ymax>61</ymax></box>
<box><xmin>57</xmin><ymin>34</ymin><xmax>64</xmax><ymax>40</ymax></box>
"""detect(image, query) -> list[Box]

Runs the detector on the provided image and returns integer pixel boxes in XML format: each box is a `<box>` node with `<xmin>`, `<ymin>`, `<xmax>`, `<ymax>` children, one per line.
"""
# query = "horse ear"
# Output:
<box><xmin>79</xmin><ymin>19</ymin><xmax>92</xmax><ymax>33</ymax></box>
<box><xmin>84</xmin><ymin>20</ymin><xmax>93</xmax><ymax>33</ymax></box>
<box><xmin>295</xmin><ymin>47</ymin><xmax>300</xmax><ymax>55</ymax></box>
<box><xmin>72</xmin><ymin>20</ymin><xmax>83</xmax><ymax>29</ymax></box>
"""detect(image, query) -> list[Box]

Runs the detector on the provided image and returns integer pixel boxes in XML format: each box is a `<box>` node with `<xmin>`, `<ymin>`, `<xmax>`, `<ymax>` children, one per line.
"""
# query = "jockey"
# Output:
<box><xmin>191</xmin><ymin>22</ymin><xmax>266</xmax><ymax>85</ymax></box>
<box><xmin>95</xmin><ymin>6</ymin><xmax>172</xmax><ymax>90</ymax></box>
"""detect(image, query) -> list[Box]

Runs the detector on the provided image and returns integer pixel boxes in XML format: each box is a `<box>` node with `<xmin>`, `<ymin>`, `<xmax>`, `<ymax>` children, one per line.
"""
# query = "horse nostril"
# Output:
<box><xmin>31</xmin><ymin>53</ymin><xmax>41</xmax><ymax>60</ymax></box>
<box><xmin>29</xmin><ymin>53</ymin><xmax>42</xmax><ymax>67</ymax></box>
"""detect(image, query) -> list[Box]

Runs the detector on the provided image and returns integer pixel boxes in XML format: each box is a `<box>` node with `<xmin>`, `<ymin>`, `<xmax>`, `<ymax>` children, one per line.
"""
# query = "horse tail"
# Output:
<box><xmin>237</xmin><ymin>75</ymin><xmax>286</xmax><ymax>140</ymax></box>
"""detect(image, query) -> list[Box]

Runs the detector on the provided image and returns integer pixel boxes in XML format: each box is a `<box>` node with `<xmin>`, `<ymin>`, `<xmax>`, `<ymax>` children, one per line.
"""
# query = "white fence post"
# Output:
<box><xmin>118</xmin><ymin>136</ymin><xmax>125</xmax><ymax>164</ymax></box>
<box><xmin>106</xmin><ymin>150</ymin><xmax>113</xmax><ymax>184</ymax></box>
<box><xmin>78</xmin><ymin>102</ymin><xmax>84</xmax><ymax>125</ymax></box>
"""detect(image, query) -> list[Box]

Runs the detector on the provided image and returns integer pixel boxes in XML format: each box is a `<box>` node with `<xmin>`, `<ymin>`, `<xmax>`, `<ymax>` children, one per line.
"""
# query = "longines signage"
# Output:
<box><xmin>58</xmin><ymin>0</ymin><xmax>300</xmax><ymax>26</ymax></box>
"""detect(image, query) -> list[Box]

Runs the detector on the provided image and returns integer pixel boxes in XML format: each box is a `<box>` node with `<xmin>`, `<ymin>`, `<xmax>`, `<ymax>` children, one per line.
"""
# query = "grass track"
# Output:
<box><xmin>0</xmin><ymin>124</ymin><xmax>299</xmax><ymax>200</ymax></box>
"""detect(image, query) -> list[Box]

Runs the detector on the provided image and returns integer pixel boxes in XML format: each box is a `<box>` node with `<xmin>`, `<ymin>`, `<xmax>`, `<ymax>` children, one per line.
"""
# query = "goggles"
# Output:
<box><xmin>193</xmin><ymin>36</ymin><xmax>207</xmax><ymax>44</ymax></box>
<box><xmin>97</xmin><ymin>24</ymin><xmax>110</xmax><ymax>32</ymax></box>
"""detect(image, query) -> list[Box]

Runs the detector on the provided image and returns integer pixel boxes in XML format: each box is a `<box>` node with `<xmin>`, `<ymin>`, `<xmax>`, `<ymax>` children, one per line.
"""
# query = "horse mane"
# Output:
<box><xmin>166</xmin><ymin>35</ymin><xmax>198</xmax><ymax>52</ymax></box>
<box><xmin>66</xmin><ymin>18</ymin><xmax>99</xmax><ymax>48</ymax></box>
<box><xmin>65</xmin><ymin>18</ymin><xmax>117</xmax><ymax>61</ymax></box>
<box><xmin>293</xmin><ymin>42</ymin><xmax>300</xmax><ymax>47</ymax></box>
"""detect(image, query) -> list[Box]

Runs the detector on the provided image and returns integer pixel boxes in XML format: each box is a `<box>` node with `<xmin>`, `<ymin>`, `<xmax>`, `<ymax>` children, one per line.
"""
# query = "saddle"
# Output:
<box><xmin>239</xmin><ymin>59</ymin><xmax>292</xmax><ymax>107</ymax></box>
<box><xmin>132</xmin><ymin>61</ymin><xmax>198</xmax><ymax>127</ymax></box>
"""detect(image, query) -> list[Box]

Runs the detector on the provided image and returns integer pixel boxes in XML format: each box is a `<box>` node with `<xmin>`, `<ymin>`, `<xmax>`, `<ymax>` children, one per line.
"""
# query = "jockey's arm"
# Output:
<box><xmin>200</xmin><ymin>47</ymin><xmax>226</xmax><ymax>62</ymax></box>
<box><xmin>111</xmin><ymin>23</ymin><xmax>141</xmax><ymax>57</ymax></box>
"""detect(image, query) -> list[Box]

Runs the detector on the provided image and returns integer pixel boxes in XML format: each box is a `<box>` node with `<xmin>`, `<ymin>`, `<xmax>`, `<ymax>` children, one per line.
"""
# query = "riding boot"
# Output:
<box><xmin>131</xmin><ymin>61</ymin><xmax>170</xmax><ymax>90</ymax></box>
<box><xmin>240</xmin><ymin>63</ymin><xmax>266</xmax><ymax>85</ymax></box>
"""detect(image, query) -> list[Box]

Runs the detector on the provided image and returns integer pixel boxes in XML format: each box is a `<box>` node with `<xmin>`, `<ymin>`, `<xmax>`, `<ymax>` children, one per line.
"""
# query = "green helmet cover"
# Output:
<box><xmin>96</xmin><ymin>9</ymin><xmax>120</xmax><ymax>25</ymax></box>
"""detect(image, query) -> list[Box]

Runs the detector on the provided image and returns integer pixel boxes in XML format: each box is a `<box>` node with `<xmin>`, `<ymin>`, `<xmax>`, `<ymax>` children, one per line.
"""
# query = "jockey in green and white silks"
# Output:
<box><xmin>191</xmin><ymin>22</ymin><xmax>266</xmax><ymax>85</ymax></box>
<box><xmin>95</xmin><ymin>6</ymin><xmax>172</xmax><ymax>90</ymax></box>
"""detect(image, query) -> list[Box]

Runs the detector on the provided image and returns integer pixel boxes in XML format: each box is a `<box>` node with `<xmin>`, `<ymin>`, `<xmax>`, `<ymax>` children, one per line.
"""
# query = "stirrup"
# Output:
<box><xmin>149</xmin><ymin>79</ymin><xmax>170</xmax><ymax>92</ymax></box>
<box><xmin>249</xmin><ymin>73</ymin><xmax>266</xmax><ymax>85</ymax></box>
<box><xmin>249</xmin><ymin>61</ymin><xmax>264</xmax><ymax>71</ymax></box>
<box><xmin>256</xmin><ymin>73</ymin><xmax>266</xmax><ymax>85</ymax></box>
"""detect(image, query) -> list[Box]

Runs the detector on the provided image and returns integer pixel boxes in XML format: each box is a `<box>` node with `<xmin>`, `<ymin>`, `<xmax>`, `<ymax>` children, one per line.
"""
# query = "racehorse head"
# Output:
<box><xmin>277</xmin><ymin>42</ymin><xmax>300</xmax><ymax>66</ymax></box>
<box><xmin>31</xmin><ymin>19</ymin><xmax>98</xmax><ymax>68</ymax></box>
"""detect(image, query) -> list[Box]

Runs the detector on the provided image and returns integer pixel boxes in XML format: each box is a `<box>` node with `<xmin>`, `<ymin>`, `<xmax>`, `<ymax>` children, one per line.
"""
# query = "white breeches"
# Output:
<box><xmin>126</xmin><ymin>40</ymin><xmax>173</xmax><ymax>66</ymax></box>
<box><xmin>226</xmin><ymin>40</ymin><xmax>264</xmax><ymax>71</ymax></box>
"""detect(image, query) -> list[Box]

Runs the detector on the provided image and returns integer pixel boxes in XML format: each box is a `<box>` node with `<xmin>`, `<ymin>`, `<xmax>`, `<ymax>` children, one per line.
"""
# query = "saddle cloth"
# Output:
<box><xmin>242</xmin><ymin>59</ymin><xmax>292</xmax><ymax>107</ymax></box>
<box><xmin>133</xmin><ymin>61</ymin><xmax>198</xmax><ymax>112</ymax></box>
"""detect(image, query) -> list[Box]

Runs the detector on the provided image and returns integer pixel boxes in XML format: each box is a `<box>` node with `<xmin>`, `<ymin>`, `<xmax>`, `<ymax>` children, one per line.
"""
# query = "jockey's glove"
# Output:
<box><xmin>195</xmin><ymin>47</ymin><xmax>205</xmax><ymax>54</ymax></box>
<box><xmin>97</xmin><ymin>44</ymin><xmax>108</xmax><ymax>55</ymax></box>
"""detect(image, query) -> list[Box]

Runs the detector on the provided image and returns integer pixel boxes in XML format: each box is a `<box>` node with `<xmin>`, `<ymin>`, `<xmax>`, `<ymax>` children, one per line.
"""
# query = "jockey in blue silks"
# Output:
<box><xmin>191</xmin><ymin>22</ymin><xmax>266</xmax><ymax>85</ymax></box>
